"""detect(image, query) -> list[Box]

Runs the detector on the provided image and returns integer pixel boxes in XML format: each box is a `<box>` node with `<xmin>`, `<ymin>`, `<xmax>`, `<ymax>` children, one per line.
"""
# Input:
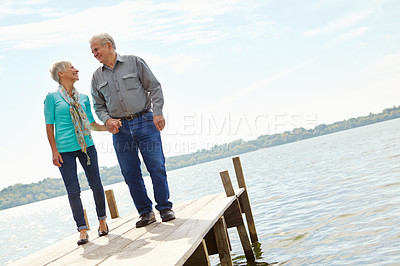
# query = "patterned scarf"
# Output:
<box><xmin>58</xmin><ymin>85</ymin><xmax>92</xmax><ymax>165</ymax></box>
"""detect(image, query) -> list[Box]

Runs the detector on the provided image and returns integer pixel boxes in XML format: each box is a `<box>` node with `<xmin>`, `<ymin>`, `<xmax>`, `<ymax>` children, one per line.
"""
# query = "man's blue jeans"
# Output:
<box><xmin>113</xmin><ymin>112</ymin><xmax>172</xmax><ymax>215</ymax></box>
<box><xmin>59</xmin><ymin>145</ymin><xmax>107</xmax><ymax>231</ymax></box>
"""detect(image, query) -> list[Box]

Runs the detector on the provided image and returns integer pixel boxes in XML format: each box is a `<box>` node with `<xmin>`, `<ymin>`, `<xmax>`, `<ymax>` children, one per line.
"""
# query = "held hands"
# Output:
<box><xmin>153</xmin><ymin>115</ymin><xmax>165</xmax><ymax>131</ymax></box>
<box><xmin>105</xmin><ymin>116</ymin><xmax>163</xmax><ymax>133</ymax></box>
<box><xmin>105</xmin><ymin>118</ymin><xmax>122</xmax><ymax>134</ymax></box>
<box><xmin>52</xmin><ymin>152</ymin><xmax>64</xmax><ymax>167</ymax></box>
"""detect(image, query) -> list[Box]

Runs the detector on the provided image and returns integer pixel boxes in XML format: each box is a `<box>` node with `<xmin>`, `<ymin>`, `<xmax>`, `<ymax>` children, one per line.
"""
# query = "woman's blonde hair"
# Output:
<box><xmin>49</xmin><ymin>61</ymin><xmax>70</xmax><ymax>83</ymax></box>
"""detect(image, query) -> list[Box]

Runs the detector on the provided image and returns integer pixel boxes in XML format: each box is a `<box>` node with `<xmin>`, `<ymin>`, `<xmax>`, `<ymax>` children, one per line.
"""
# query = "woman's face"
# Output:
<box><xmin>60</xmin><ymin>63</ymin><xmax>79</xmax><ymax>82</ymax></box>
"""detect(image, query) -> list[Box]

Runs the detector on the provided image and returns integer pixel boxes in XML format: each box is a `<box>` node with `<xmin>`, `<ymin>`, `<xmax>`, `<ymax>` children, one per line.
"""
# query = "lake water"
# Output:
<box><xmin>1</xmin><ymin>118</ymin><xmax>400</xmax><ymax>265</ymax></box>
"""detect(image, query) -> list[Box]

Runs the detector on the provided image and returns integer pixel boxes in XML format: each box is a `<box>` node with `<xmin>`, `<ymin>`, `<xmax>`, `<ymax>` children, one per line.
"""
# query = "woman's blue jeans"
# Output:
<box><xmin>113</xmin><ymin>112</ymin><xmax>172</xmax><ymax>215</ymax></box>
<box><xmin>59</xmin><ymin>145</ymin><xmax>106</xmax><ymax>231</ymax></box>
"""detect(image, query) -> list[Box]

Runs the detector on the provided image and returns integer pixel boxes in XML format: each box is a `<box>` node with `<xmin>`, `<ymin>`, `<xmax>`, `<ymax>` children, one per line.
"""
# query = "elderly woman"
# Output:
<box><xmin>44</xmin><ymin>61</ymin><xmax>111</xmax><ymax>245</ymax></box>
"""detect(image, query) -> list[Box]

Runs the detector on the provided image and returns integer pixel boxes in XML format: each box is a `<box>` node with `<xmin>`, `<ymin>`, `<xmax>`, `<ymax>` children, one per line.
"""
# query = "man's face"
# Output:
<box><xmin>91</xmin><ymin>40</ymin><xmax>112</xmax><ymax>64</ymax></box>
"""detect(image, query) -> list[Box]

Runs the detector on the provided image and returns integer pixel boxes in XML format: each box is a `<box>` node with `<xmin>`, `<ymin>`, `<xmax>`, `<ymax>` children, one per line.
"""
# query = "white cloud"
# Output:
<box><xmin>21</xmin><ymin>0</ymin><xmax>48</xmax><ymax>5</ymax></box>
<box><xmin>144</xmin><ymin>53</ymin><xmax>211</xmax><ymax>74</ymax></box>
<box><xmin>0</xmin><ymin>0</ymin><xmax>246</xmax><ymax>50</ymax></box>
<box><xmin>0</xmin><ymin>0</ymin><xmax>56</xmax><ymax>17</ymax></box>
<box><xmin>362</xmin><ymin>52</ymin><xmax>400</xmax><ymax>78</ymax></box>
<box><xmin>206</xmin><ymin>58</ymin><xmax>317</xmax><ymax>111</ymax></box>
<box><xmin>337</xmin><ymin>27</ymin><xmax>368</xmax><ymax>41</ymax></box>
<box><xmin>384</xmin><ymin>35</ymin><xmax>395</xmax><ymax>40</ymax></box>
<box><xmin>302</xmin><ymin>11</ymin><xmax>371</xmax><ymax>37</ymax></box>
<box><xmin>243</xmin><ymin>14</ymin><xmax>276</xmax><ymax>39</ymax></box>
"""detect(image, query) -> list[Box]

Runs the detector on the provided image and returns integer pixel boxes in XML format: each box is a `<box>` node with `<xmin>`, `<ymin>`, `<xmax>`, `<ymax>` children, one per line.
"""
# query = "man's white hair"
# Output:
<box><xmin>89</xmin><ymin>33</ymin><xmax>116</xmax><ymax>50</ymax></box>
<box><xmin>49</xmin><ymin>61</ymin><xmax>70</xmax><ymax>83</ymax></box>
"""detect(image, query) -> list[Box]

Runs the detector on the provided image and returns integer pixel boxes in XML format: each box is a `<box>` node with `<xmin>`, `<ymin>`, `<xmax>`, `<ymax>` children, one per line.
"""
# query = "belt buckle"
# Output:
<box><xmin>125</xmin><ymin>115</ymin><xmax>135</xmax><ymax>121</ymax></box>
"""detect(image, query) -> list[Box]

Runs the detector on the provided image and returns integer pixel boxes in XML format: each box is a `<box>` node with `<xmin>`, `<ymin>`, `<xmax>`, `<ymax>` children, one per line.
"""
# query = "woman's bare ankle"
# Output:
<box><xmin>99</xmin><ymin>219</ymin><xmax>107</xmax><ymax>231</ymax></box>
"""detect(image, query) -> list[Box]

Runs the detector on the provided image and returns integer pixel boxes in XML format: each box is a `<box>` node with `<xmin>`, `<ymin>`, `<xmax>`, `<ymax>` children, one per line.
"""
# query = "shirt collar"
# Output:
<box><xmin>101</xmin><ymin>53</ymin><xmax>124</xmax><ymax>71</ymax></box>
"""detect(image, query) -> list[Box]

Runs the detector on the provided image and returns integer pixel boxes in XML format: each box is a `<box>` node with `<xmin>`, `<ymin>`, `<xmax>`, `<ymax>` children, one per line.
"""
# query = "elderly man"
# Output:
<box><xmin>89</xmin><ymin>33</ymin><xmax>174</xmax><ymax>227</ymax></box>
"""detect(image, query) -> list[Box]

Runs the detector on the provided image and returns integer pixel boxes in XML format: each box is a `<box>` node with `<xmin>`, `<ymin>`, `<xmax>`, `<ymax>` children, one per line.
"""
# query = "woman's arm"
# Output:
<box><xmin>91</xmin><ymin>121</ymin><xmax>107</xmax><ymax>131</ymax></box>
<box><xmin>46</xmin><ymin>124</ymin><xmax>63</xmax><ymax>167</ymax></box>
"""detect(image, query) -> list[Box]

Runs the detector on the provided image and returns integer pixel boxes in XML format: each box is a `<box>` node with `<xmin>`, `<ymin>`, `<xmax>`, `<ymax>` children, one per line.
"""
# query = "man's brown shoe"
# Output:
<box><xmin>136</xmin><ymin>211</ymin><xmax>156</xmax><ymax>228</ymax></box>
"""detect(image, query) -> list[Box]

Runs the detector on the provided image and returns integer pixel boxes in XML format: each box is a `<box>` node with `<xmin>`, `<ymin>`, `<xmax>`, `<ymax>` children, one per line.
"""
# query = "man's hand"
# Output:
<box><xmin>52</xmin><ymin>152</ymin><xmax>63</xmax><ymax>167</ymax></box>
<box><xmin>105</xmin><ymin>118</ymin><xmax>122</xmax><ymax>134</ymax></box>
<box><xmin>153</xmin><ymin>115</ymin><xmax>165</xmax><ymax>131</ymax></box>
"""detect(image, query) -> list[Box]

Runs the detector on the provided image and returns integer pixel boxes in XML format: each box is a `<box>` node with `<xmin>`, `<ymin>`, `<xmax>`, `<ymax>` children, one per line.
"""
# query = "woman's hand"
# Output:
<box><xmin>91</xmin><ymin>121</ymin><xmax>108</xmax><ymax>131</ymax></box>
<box><xmin>52</xmin><ymin>152</ymin><xmax>63</xmax><ymax>167</ymax></box>
<box><xmin>46</xmin><ymin>124</ymin><xmax>63</xmax><ymax>167</ymax></box>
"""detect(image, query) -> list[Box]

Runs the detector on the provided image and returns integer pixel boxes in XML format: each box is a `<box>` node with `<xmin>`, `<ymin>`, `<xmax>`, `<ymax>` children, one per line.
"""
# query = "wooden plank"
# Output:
<box><xmin>10</xmin><ymin>199</ymin><xmax>193</xmax><ymax>266</ymax></box>
<box><xmin>223</xmin><ymin>197</ymin><xmax>255</xmax><ymax>262</ymax></box>
<box><xmin>46</xmin><ymin>198</ymin><xmax>200</xmax><ymax>265</ymax></box>
<box><xmin>232</xmin><ymin>157</ymin><xmax>259</xmax><ymax>243</ymax></box>
<box><xmin>48</xmin><ymin>193</ymin><xmax>226</xmax><ymax>265</ymax></box>
<box><xmin>236</xmin><ymin>224</ymin><xmax>255</xmax><ymax>262</ymax></box>
<box><xmin>105</xmin><ymin>189</ymin><xmax>120</xmax><ymax>219</ymax></box>
<box><xmin>214</xmin><ymin>216</ymin><xmax>233</xmax><ymax>266</ymax></box>
<box><xmin>220</xmin><ymin>169</ymin><xmax>255</xmax><ymax>262</ymax></box>
<box><xmin>204</xmin><ymin>227</ymin><xmax>218</xmax><ymax>255</ymax></box>
<box><xmin>10</xmin><ymin>211</ymin><xmax>140</xmax><ymax>266</ymax></box>
<box><xmin>232</xmin><ymin>157</ymin><xmax>246</xmax><ymax>188</ymax></box>
<box><xmin>220</xmin><ymin>171</ymin><xmax>235</xmax><ymax>197</ymax></box>
<box><xmin>224</xmin><ymin>200</ymin><xmax>244</xmax><ymax>228</ymax></box>
<box><xmin>238</xmin><ymin>191</ymin><xmax>258</xmax><ymax>243</ymax></box>
<box><xmin>183</xmin><ymin>239</ymin><xmax>210</xmax><ymax>266</ymax></box>
<box><xmin>98</xmin><ymin>192</ymin><xmax>236</xmax><ymax>266</ymax></box>
<box><xmin>9</xmin><ymin>233</ymin><xmax>82</xmax><ymax>266</ymax></box>
<box><xmin>12</xmin><ymin>190</ymin><xmax>246</xmax><ymax>266</ymax></box>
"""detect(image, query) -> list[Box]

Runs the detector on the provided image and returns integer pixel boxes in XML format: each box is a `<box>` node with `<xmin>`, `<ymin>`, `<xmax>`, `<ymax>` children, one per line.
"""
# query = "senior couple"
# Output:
<box><xmin>44</xmin><ymin>33</ymin><xmax>174</xmax><ymax>245</ymax></box>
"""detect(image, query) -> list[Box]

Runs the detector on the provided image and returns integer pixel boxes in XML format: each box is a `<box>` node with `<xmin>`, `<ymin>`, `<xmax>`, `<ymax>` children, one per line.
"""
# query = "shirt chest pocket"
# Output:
<box><xmin>122</xmin><ymin>73</ymin><xmax>142</xmax><ymax>90</ymax></box>
<box><xmin>97</xmin><ymin>81</ymin><xmax>111</xmax><ymax>101</ymax></box>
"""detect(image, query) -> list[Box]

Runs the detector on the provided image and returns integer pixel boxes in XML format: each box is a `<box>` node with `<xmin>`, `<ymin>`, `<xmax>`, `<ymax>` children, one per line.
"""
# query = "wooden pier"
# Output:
<box><xmin>11</xmin><ymin>157</ymin><xmax>258</xmax><ymax>266</ymax></box>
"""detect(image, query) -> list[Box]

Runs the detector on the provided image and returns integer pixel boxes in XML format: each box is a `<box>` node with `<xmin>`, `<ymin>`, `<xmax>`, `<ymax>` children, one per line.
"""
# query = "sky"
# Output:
<box><xmin>0</xmin><ymin>0</ymin><xmax>399</xmax><ymax>189</ymax></box>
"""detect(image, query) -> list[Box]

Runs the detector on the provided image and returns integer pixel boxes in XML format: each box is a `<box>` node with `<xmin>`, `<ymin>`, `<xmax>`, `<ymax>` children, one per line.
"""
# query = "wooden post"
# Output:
<box><xmin>184</xmin><ymin>239</ymin><xmax>210</xmax><ymax>266</ymax></box>
<box><xmin>220</xmin><ymin>171</ymin><xmax>235</xmax><ymax>197</ymax></box>
<box><xmin>83</xmin><ymin>209</ymin><xmax>90</xmax><ymax>230</ymax></box>
<box><xmin>105</xmin><ymin>189</ymin><xmax>120</xmax><ymax>219</ymax></box>
<box><xmin>214</xmin><ymin>216</ymin><xmax>233</xmax><ymax>266</ymax></box>
<box><xmin>232</xmin><ymin>157</ymin><xmax>259</xmax><ymax>243</ymax></box>
<box><xmin>219</xmin><ymin>171</ymin><xmax>255</xmax><ymax>262</ymax></box>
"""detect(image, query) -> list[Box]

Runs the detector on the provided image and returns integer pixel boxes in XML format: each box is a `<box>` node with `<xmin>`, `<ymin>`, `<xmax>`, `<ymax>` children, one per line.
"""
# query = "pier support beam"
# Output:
<box><xmin>233</xmin><ymin>157</ymin><xmax>259</xmax><ymax>243</ymax></box>
<box><xmin>214</xmin><ymin>216</ymin><xmax>233</xmax><ymax>266</ymax></box>
<box><xmin>184</xmin><ymin>239</ymin><xmax>210</xmax><ymax>266</ymax></box>
<box><xmin>220</xmin><ymin>171</ymin><xmax>255</xmax><ymax>263</ymax></box>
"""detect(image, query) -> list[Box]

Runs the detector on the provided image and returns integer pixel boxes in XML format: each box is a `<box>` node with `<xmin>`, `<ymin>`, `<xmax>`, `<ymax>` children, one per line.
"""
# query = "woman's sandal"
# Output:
<box><xmin>98</xmin><ymin>224</ymin><xmax>109</xmax><ymax>237</ymax></box>
<box><xmin>77</xmin><ymin>234</ymin><xmax>89</xmax><ymax>246</ymax></box>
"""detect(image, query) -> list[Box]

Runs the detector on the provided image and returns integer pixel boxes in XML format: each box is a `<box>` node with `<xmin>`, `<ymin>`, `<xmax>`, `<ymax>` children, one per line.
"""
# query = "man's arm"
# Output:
<box><xmin>136</xmin><ymin>57</ymin><xmax>164</xmax><ymax>116</ymax></box>
<box><xmin>91</xmin><ymin>75</ymin><xmax>122</xmax><ymax>134</ymax></box>
<box><xmin>91</xmin><ymin>76</ymin><xmax>112</xmax><ymax>124</ymax></box>
<box><xmin>135</xmin><ymin>57</ymin><xmax>166</xmax><ymax>131</ymax></box>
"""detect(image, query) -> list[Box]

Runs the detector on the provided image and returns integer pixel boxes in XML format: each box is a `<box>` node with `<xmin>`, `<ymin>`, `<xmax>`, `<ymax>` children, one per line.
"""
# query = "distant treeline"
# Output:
<box><xmin>1</xmin><ymin>105</ymin><xmax>399</xmax><ymax>210</ymax></box>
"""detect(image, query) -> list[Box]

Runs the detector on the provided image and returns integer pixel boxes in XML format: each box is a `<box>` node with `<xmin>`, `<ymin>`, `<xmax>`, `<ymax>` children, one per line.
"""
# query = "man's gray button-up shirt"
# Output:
<box><xmin>91</xmin><ymin>54</ymin><xmax>164</xmax><ymax>124</ymax></box>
